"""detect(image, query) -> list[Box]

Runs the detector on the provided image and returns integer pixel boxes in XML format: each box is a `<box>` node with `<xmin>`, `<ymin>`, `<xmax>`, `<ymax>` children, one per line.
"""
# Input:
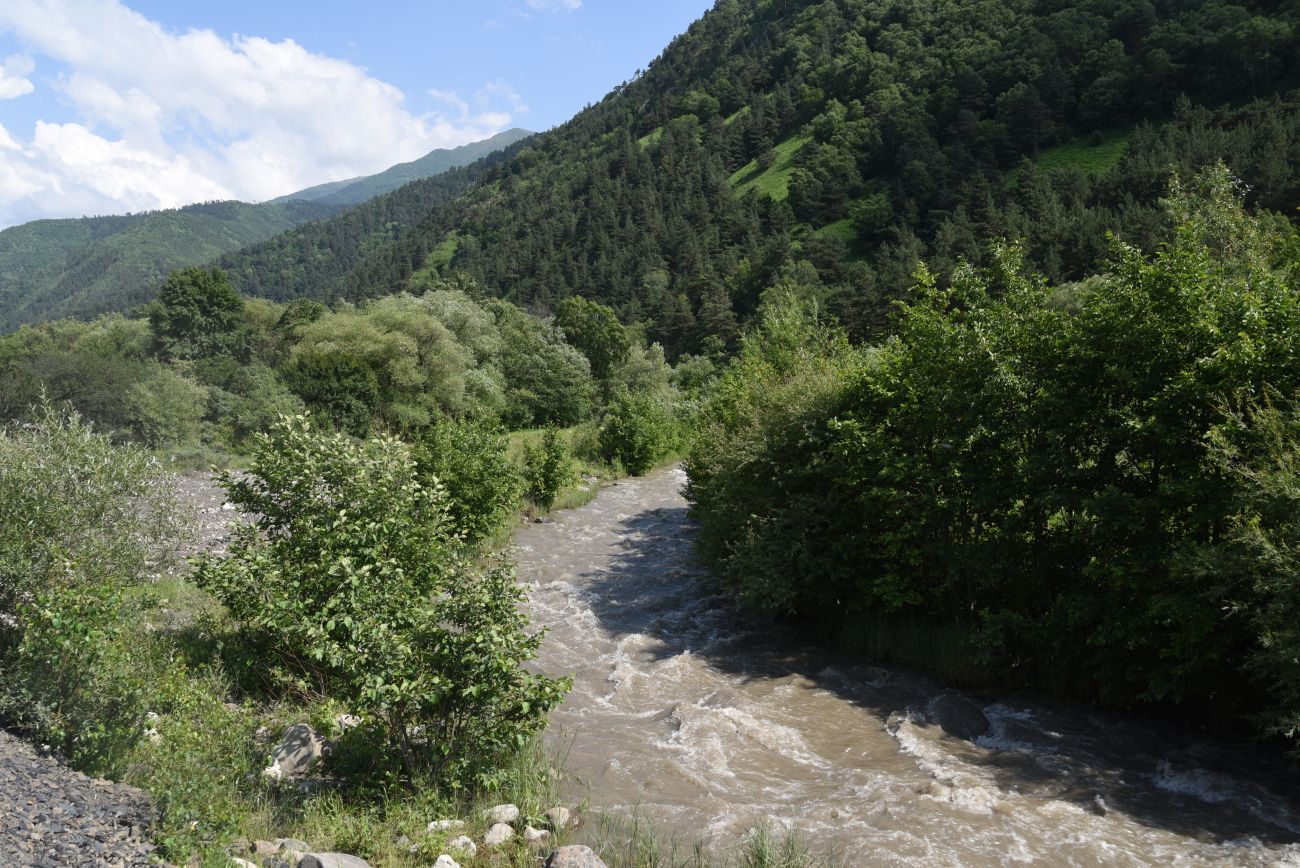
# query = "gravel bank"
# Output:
<box><xmin>0</xmin><ymin>730</ymin><xmax>156</xmax><ymax>867</ymax></box>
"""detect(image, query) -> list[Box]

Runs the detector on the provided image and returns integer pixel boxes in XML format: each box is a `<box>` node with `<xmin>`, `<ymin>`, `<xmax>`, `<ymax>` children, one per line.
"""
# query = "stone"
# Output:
<box><xmin>427</xmin><ymin>819</ymin><xmax>465</xmax><ymax>833</ymax></box>
<box><xmin>251</xmin><ymin>840</ymin><xmax>279</xmax><ymax>857</ymax></box>
<box><xmin>545</xmin><ymin>845</ymin><xmax>609</xmax><ymax>868</ymax></box>
<box><xmin>524</xmin><ymin>825</ymin><xmax>550</xmax><ymax>845</ymax></box>
<box><xmin>335</xmin><ymin>714</ymin><xmax>361</xmax><ymax>731</ymax></box>
<box><xmin>230</xmin><ymin>859</ymin><xmax>259</xmax><ymax>868</ymax></box>
<box><xmin>298</xmin><ymin>854</ymin><xmax>372</xmax><ymax>868</ymax></box>
<box><xmin>484</xmin><ymin>823</ymin><xmax>515</xmax><ymax>847</ymax></box>
<box><xmin>544</xmin><ymin>806</ymin><xmax>573</xmax><ymax>830</ymax></box>
<box><xmin>275</xmin><ymin>838</ymin><xmax>313</xmax><ymax>853</ymax></box>
<box><xmin>434</xmin><ymin>857</ymin><xmax>460</xmax><ymax>868</ymax></box>
<box><xmin>928</xmin><ymin>692</ymin><xmax>990</xmax><ymax>742</ymax></box>
<box><xmin>268</xmin><ymin>725</ymin><xmax>332</xmax><ymax>780</ymax></box>
<box><xmin>447</xmin><ymin>835</ymin><xmax>476</xmax><ymax>857</ymax></box>
<box><xmin>484</xmin><ymin>803</ymin><xmax>520</xmax><ymax>825</ymax></box>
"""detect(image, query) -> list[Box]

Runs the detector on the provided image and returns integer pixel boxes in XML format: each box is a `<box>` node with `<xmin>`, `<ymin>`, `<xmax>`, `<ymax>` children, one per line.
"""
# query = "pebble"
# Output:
<box><xmin>0</xmin><ymin>731</ymin><xmax>155</xmax><ymax>866</ymax></box>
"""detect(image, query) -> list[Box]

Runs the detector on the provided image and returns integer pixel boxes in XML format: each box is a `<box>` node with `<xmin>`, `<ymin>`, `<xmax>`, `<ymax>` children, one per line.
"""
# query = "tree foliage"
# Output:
<box><xmin>688</xmin><ymin>168</ymin><xmax>1300</xmax><ymax>741</ymax></box>
<box><xmin>195</xmin><ymin>416</ymin><xmax>567</xmax><ymax>785</ymax></box>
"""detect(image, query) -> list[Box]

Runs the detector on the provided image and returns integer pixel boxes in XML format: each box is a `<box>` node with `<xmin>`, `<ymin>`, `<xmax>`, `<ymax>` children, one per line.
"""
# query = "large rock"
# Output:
<box><xmin>524</xmin><ymin>825</ymin><xmax>550</xmax><ymax>845</ymax></box>
<box><xmin>484</xmin><ymin>823</ymin><xmax>515</xmax><ymax>847</ymax></box>
<box><xmin>484</xmin><ymin>803</ymin><xmax>520</xmax><ymax>825</ymax></box>
<box><xmin>268</xmin><ymin>724</ymin><xmax>332</xmax><ymax>779</ymax></box>
<box><xmin>434</xmin><ymin>857</ymin><xmax>460</xmax><ymax>868</ymax></box>
<box><xmin>298</xmin><ymin>854</ymin><xmax>372</xmax><ymax>868</ymax></box>
<box><xmin>546</xmin><ymin>845</ymin><xmax>609</xmax><ymax>868</ymax></box>
<box><xmin>929</xmin><ymin>691</ymin><xmax>990</xmax><ymax>741</ymax></box>
<box><xmin>428</xmin><ymin>819</ymin><xmax>465</xmax><ymax>832</ymax></box>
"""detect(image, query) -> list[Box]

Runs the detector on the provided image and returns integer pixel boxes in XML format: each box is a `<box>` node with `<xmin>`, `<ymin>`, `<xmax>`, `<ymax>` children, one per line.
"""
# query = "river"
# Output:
<box><xmin>513</xmin><ymin>466</ymin><xmax>1300</xmax><ymax>865</ymax></box>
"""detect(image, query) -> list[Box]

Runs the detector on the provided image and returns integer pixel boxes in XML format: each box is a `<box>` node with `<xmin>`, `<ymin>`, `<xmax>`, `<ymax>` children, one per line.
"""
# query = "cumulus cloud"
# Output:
<box><xmin>0</xmin><ymin>54</ymin><xmax>34</xmax><ymax>98</ymax></box>
<box><xmin>0</xmin><ymin>0</ymin><xmax>524</xmax><ymax>227</ymax></box>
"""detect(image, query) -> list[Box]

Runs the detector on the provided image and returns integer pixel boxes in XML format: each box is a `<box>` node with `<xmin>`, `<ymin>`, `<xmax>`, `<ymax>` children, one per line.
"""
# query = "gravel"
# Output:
<box><xmin>0</xmin><ymin>730</ymin><xmax>156</xmax><ymax>867</ymax></box>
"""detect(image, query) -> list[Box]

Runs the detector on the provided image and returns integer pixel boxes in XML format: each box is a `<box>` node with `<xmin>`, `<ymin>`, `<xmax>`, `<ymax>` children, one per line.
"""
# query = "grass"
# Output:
<box><xmin>1017</xmin><ymin>128</ymin><xmax>1132</xmax><ymax>180</ymax></box>
<box><xmin>811</xmin><ymin>218</ymin><xmax>855</xmax><ymax>244</ymax></box>
<box><xmin>728</xmin><ymin>135</ymin><xmax>811</xmax><ymax>201</ymax></box>
<box><xmin>722</xmin><ymin>106</ymin><xmax>751</xmax><ymax>126</ymax></box>
<box><xmin>638</xmin><ymin>127</ymin><xmax>665</xmax><ymax>149</ymax></box>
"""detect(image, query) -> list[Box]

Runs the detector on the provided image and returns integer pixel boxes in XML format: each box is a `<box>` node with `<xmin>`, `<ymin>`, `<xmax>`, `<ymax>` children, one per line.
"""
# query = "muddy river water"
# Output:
<box><xmin>513</xmin><ymin>466</ymin><xmax>1300</xmax><ymax>865</ymax></box>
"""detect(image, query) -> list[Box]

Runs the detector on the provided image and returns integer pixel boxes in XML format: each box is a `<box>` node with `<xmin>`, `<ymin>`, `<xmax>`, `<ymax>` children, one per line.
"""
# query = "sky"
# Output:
<box><xmin>0</xmin><ymin>0</ymin><xmax>714</xmax><ymax>229</ymax></box>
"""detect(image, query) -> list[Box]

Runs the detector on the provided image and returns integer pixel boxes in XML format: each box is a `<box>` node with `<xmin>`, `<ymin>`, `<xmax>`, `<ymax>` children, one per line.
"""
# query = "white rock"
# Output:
<box><xmin>229</xmin><ymin>859</ymin><xmax>258</xmax><ymax>868</ymax></box>
<box><xmin>298</xmin><ymin>855</ymin><xmax>372</xmax><ymax>868</ymax></box>
<box><xmin>484</xmin><ymin>803</ymin><xmax>520</xmax><ymax>825</ymax></box>
<box><xmin>335</xmin><ymin>713</ymin><xmax>361</xmax><ymax>731</ymax></box>
<box><xmin>434</xmin><ymin>857</ymin><xmax>460</xmax><ymax>868</ymax></box>
<box><xmin>447</xmin><ymin>835</ymin><xmax>476</xmax><ymax>856</ymax></box>
<box><xmin>484</xmin><ymin>823</ymin><xmax>515</xmax><ymax>847</ymax></box>
<box><xmin>523</xmin><ymin>825</ymin><xmax>550</xmax><ymax>844</ymax></box>
<box><xmin>427</xmin><ymin>819</ymin><xmax>465</xmax><ymax>832</ymax></box>
<box><xmin>545</xmin><ymin>805</ymin><xmax>574</xmax><ymax>830</ymax></box>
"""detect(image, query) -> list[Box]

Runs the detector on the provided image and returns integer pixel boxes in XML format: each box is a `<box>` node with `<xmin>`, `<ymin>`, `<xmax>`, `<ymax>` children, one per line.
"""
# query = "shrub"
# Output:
<box><xmin>196</xmin><ymin>416</ymin><xmax>567</xmax><ymax>786</ymax></box>
<box><xmin>600</xmin><ymin>390</ymin><xmax>681</xmax><ymax>476</ymax></box>
<box><xmin>414</xmin><ymin>416</ymin><xmax>523</xmax><ymax>548</ymax></box>
<box><xmin>521</xmin><ymin>427</ymin><xmax>573</xmax><ymax>511</ymax></box>
<box><xmin>0</xmin><ymin>406</ymin><xmax>187</xmax><ymax>768</ymax></box>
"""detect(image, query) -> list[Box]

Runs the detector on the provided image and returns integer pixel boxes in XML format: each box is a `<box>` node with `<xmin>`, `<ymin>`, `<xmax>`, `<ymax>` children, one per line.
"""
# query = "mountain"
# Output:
<box><xmin>0</xmin><ymin>130</ymin><xmax>532</xmax><ymax>331</ymax></box>
<box><xmin>277</xmin><ymin>129</ymin><xmax>533</xmax><ymax>207</ymax></box>
<box><xmin>216</xmin><ymin>0</ymin><xmax>1300</xmax><ymax>357</ymax></box>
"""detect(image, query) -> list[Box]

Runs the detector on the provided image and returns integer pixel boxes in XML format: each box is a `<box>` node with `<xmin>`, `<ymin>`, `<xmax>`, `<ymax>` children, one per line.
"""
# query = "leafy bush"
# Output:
<box><xmin>599</xmin><ymin>390</ymin><xmax>681</xmax><ymax>476</ymax></box>
<box><xmin>196</xmin><ymin>416</ymin><xmax>567</xmax><ymax>786</ymax></box>
<box><xmin>521</xmin><ymin>427</ymin><xmax>573</xmax><ymax>512</ymax></box>
<box><xmin>687</xmin><ymin>167</ymin><xmax>1300</xmax><ymax>736</ymax></box>
<box><xmin>0</xmin><ymin>407</ymin><xmax>187</xmax><ymax>768</ymax></box>
<box><xmin>414</xmin><ymin>416</ymin><xmax>523</xmax><ymax>547</ymax></box>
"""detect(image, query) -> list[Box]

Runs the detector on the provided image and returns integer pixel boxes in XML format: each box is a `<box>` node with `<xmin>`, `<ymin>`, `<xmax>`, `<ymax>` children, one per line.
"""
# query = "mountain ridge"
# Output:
<box><xmin>0</xmin><ymin>129</ymin><xmax>533</xmax><ymax>331</ymax></box>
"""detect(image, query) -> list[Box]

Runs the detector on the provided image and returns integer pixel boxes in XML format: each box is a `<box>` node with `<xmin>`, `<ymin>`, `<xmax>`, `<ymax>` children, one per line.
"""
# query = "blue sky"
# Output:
<box><xmin>0</xmin><ymin>0</ymin><xmax>713</xmax><ymax>227</ymax></box>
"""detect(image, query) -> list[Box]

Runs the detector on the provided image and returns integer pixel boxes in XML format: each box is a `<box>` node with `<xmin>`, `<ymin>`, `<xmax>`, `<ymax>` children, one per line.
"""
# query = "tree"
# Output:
<box><xmin>147</xmin><ymin>267</ymin><xmax>247</xmax><ymax>361</ymax></box>
<box><xmin>554</xmin><ymin>296</ymin><xmax>630</xmax><ymax>382</ymax></box>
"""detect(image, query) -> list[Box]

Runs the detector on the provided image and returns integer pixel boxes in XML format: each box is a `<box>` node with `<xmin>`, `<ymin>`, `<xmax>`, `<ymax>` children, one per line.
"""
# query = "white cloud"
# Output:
<box><xmin>0</xmin><ymin>0</ymin><xmax>525</xmax><ymax>227</ymax></box>
<box><xmin>525</xmin><ymin>0</ymin><xmax>582</xmax><ymax>11</ymax></box>
<box><xmin>0</xmin><ymin>54</ymin><xmax>34</xmax><ymax>99</ymax></box>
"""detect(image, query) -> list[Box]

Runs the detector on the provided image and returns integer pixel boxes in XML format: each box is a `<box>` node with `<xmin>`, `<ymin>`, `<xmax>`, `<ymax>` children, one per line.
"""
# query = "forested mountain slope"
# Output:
<box><xmin>217</xmin><ymin>0</ymin><xmax>1300</xmax><ymax>356</ymax></box>
<box><xmin>278</xmin><ymin>128</ymin><xmax>533</xmax><ymax>207</ymax></box>
<box><xmin>0</xmin><ymin>200</ymin><xmax>336</xmax><ymax>331</ymax></box>
<box><xmin>0</xmin><ymin>132</ymin><xmax>530</xmax><ymax>331</ymax></box>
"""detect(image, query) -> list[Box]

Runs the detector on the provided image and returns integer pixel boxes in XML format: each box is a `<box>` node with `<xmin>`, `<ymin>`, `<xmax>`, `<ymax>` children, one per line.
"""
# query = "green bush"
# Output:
<box><xmin>0</xmin><ymin>406</ymin><xmax>187</xmax><ymax>769</ymax></box>
<box><xmin>414</xmin><ymin>416</ymin><xmax>523</xmax><ymax>548</ymax></box>
<box><xmin>196</xmin><ymin>416</ymin><xmax>567</xmax><ymax>786</ymax></box>
<box><xmin>600</xmin><ymin>390</ymin><xmax>681</xmax><ymax>476</ymax></box>
<box><xmin>521</xmin><ymin>427</ymin><xmax>573</xmax><ymax>511</ymax></box>
<box><xmin>687</xmin><ymin>167</ymin><xmax>1300</xmax><ymax>737</ymax></box>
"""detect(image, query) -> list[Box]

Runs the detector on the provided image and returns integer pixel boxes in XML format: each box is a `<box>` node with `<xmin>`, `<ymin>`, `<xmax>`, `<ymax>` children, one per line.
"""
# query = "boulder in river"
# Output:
<box><xmin>929</xmin><ymin>691</ymin><xmax>990</xmax><ymax>741</ymax></box>
<box><xmin>545</xmin><ymin>845</ymin><xmax>609</xmax><ymax>868</ymax></box>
